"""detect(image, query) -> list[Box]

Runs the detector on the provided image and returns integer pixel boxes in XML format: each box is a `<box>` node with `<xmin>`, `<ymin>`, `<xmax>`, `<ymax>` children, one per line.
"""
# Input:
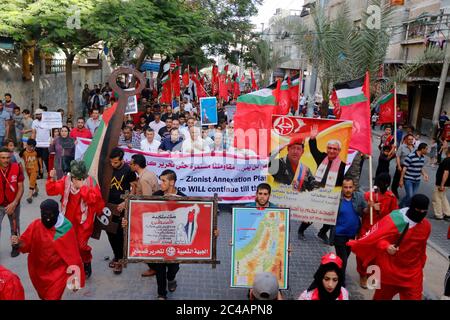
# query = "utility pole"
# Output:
<box><xmin>431</xmin><ymin>29</ymin><xmax>450</xmax><ymax>137</ymax></box>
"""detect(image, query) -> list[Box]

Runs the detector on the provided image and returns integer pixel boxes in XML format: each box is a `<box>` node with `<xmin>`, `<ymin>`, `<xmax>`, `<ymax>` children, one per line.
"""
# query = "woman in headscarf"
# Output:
<box><xmin>298</xmin><ymin>252</ymin><xmax>349</xmax><ymax>300</ymax></box>
<box><xmin>49</xmin><ymin>126</ymin><xmax>75</xmax><ymax>179</ymax></box>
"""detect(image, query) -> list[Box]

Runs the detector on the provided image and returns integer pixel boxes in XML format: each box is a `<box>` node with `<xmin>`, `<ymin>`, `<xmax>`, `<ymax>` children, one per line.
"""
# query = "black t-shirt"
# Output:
<box><xmin>153</xmin><ymin>189</ymin><xmax>186</xmax><ymax>197</ymax></box>
<box><xmin>376</xmin><ymin>154</ymin><xmax>393</xmax><ymax>176</ymax></box>
<box><xmin>108</xmin><ymin>163</ymin><xmax>137</xmax><ymax>204</ymax></box>
<box><xmin>436</xmin><ymin>157</ymin><xmax>450</xmax><ymax>187</ymax></box>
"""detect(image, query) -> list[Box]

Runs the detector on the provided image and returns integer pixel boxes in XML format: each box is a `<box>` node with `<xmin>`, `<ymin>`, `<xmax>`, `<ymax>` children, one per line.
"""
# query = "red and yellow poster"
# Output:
<box><xmin>126</xmin><ymin>200</ymin><xmax>214</xmax><ymax>261</ymax></box>
<box><xmin>268</xmin><ymin>116</ymin><xmax>353</xmax><ymax>224</ymax></box>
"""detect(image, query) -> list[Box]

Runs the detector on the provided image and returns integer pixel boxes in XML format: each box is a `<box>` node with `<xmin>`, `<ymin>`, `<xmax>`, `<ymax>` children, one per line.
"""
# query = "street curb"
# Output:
<box><xmin>423</xmin><ymin>242</ymin><xmax>449</xmax><ymax>300</ymax></box>
<box><xmin>427</xmin><ymin>239</ymin><xmax>449</xmax><ymax>260</ymax></box>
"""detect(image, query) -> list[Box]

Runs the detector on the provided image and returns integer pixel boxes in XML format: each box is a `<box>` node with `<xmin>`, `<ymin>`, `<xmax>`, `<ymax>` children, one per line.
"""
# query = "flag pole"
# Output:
<box><xmin>369</xmin><ymin>154</ymin><xmax>374</xmax><ymax>225</ymax></box>
<box><xmin>394</xmin><ymin>82</ymin><xmax>397</xmax><ymax>147</ymax></box>
<box><xmin>298</xmin><ymin>69</ymin><xmax>303</xmax><ymax>116</ymax></box>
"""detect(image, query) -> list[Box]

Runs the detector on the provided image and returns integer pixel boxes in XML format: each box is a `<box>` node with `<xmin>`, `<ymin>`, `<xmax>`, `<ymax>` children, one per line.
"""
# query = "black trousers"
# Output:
<box><xmin>36</xmin><ymin>147</ymin><xmax>49</xmax><ymax>175</ymax></box>
<box><xmin>333</xmin><ymin>235</ymin><xmax>353</xmax><ymax>287</ymax></box>
<box><xmin>106</xmin><ymin>215</ymin><xmax>124</xmax><ymax>260</ymax></box>
<box><xmin>298</xmin><ymin>222</ymin><xmax>331</xmax><ymax>235</ymax></box>
<box><xmin>391</xmin><ymin>167</ymin><xmax>402</xmax><ymax>198</ymax></box>
<box><xmin>148</xmin><ymin>263</ymin><xmax>180</xmax><ymax>297</ymax></box>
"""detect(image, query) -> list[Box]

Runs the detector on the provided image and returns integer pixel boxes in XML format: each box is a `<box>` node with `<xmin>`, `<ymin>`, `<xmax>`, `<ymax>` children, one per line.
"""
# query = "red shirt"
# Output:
<box><xmin>70</xmin><ymin>128</ymin><xmax>92</xmax><ymax>139</ymax></box>
<box><xmin>361</xmin><ymin>190</ymin><xmax>398</xmax><ymax>235</ymax></box>
<box><xmin>0</xmin><ymin>164</ymin><xmax>25</xmax><ymax>206</ymax></box>
<box><xmin>131</xmin><ymin>111</ymin><xmax>144</xmax><ymax>126</ymax></box>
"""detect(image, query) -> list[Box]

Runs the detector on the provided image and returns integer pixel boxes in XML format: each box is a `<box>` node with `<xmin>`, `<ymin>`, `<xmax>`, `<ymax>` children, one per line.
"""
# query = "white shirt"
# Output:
<box><xmin>184</xmin><ymin>102</ymin><xmax>193</xmax><ymax>113</ymax></box>
<box><xmin>149</xmin><ymin>120</ymin><xmax>166</xmax><ymax>135</ymax></box>
<box><xmin>179</xmin><ymin>126</ymin><xmax>190</xmax><ymax>140</ymax></box>
<box><xmin>32</xmin><ymin>119</ymin><xmax>51</xmax><ymax>148</ymax></box>
<box><xmin>181</xmin><ymin>137</ymin><xmax>211</xmax><ymax>153</ymax></box>
<box><xmin>85</xmin><ymin>117</ymin><xmax>102</xmax><ymax>136</ymax></box>
<box><xmin>140</xmin><ymin>138</ymin><xmax>161</xmax><ymax>153</ymax></box>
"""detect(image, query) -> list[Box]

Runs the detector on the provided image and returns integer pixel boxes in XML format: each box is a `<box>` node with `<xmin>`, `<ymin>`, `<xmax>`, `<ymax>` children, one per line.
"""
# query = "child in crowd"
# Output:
<box><xmin>19</xmin><ymin>138</ymin><xmax>39</xmax><ymax>203</ymax></box>
<box><xmin>376</xmin><ymin>145</ymin><xmax>396</xmax><ymax>177</ymax></box>
<box><xmin>3</xmin><ymin>138</ymin><xmax>20</xmax><ymax>164</ymax></box>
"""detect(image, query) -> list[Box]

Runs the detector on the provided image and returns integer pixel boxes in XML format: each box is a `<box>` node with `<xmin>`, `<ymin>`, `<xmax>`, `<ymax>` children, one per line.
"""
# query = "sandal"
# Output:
<box><xmin>109</xmin><ymin>259</ymin><xmax>117</xmax><ymax>268</ymax></box>
<box><xmin>113</xmin><ymin>262</ymin><xmax>123</xmax><ymax>275</ymax></box>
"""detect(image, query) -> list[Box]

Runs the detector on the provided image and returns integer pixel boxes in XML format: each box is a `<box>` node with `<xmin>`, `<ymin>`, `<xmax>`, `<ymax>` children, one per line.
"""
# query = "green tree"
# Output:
<box><xmin>249</xmin><ymin>39</ymin><xmax>286</xmax><ymax>86</ymax></box>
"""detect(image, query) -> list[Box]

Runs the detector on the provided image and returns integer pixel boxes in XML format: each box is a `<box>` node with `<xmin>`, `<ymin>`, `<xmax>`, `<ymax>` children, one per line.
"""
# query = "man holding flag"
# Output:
<box><xmin>348</xmin><ymin>194</ymin><xmax>431</xmax><ymax>300</ymax></box>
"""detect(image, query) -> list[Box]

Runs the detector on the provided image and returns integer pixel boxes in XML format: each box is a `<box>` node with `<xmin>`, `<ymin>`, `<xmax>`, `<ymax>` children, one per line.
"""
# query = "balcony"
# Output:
<box><xmin>78</xmin><ymin>57</ymin><xmax>102</xmax><ymax>69</ymax></box>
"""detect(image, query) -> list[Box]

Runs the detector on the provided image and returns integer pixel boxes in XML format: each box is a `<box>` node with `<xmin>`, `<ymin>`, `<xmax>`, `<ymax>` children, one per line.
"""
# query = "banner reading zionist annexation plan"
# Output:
<box><xmin>75</xmin><ymin>138</ymin><xmax>267</xmax><ymax>203</ymax></box>
<box><xmin>268</xmin><ymin>116</ymin><xmax>353</xmax><ymax>225</ymax></box>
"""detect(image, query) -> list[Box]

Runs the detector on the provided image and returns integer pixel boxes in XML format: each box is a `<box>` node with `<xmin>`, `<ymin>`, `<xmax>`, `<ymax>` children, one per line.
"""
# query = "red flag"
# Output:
<box><xmin>200</xmin><ymin>74</ymin><xmax>205</xmax><ymax>87</ymax></box>
<box><xmin>211</xmin><ymin>65</ymin><xmax>219</xmax><ymax>95</ymax></box>
<box><xmin>171</xmin><ymin>58</ymin><xmax>180</xmax><ymax>98</ymax></box>
<box><xmin>191</xmin><ymin>74</ymin><xmax>207</xmax><ymax>99</ymax></box>
<box><xmin>331</xmin><ymin>89</ymin><xmax>341</xmax><ymax>118</ymax></box>
<box><xmin>289</xmin><ymin>74</ymin><xmax>301</xmax><ymax>113</ymax></box>
<box><xmin>219</xmin><ymin>74</ymin><xmax>228</xmax><ymax>101</ymax></box>
<box><xmin>234</xmin><ymin>88</ymin><xmax>277</xmax><ymax>156</ymax></box>
<box><xmin>251</xmin><ymin>69</ymin><xmax>258</xmax><ymax>91</ymax></box>
<box><xmin>233</xmin><ymin>80</ymin><xmax>240</xmax><ymax>100</ymax></box>
<box><xmin>160</xmin><ymin>73</ymin><xmax>172</xmax><ymax>104</ymax></box>
<box><xmin>273</xmin><ymin>79</ymin><xmax>291</xmax><ymax>115</ymax></box>
<box><xmin>378</xmin><ymin>90</ymin><xmax>395</xmax><ymax>124</ymax></box>
<box><xmin>335</xmin><ymin>72</ymin><xmax>372</xmax><ymax>155</ymax></box>
<box><xmin>195</xmin><ymin>67</ymin><xmax>199</xmax><ymax>79</ymax></box>
<box><xmin>182</xmin><ymin>66</ymin><xmax>190</xmax><ymax>87</ymax></box>
<box><xmin>227</xmin><ymin>75</ymin><xmax>233</xmax><ymax>93</ymax></box>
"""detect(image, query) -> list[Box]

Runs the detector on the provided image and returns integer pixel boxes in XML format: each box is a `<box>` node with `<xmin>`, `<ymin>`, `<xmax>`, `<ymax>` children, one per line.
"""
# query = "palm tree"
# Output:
<box><xmin>250</xmin><ymin>39</ymin><xmax>287</xmax><ymax>87</ymax></box>
<box><xmin>292</xmin><ymin>0</ymin><xmax>444</xmax><ymax>102</ymax></box>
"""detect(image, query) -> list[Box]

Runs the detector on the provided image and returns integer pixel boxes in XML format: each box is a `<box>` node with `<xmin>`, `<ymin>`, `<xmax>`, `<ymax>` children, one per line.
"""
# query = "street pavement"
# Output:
<box><xmin>0</xmin><ymin>128</ymin><xmax>448</xmax><ymax>300</ymax></box>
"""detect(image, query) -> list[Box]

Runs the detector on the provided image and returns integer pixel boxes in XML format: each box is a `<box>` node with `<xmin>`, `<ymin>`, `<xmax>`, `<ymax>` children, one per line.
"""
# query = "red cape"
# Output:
<box><xmin>20</xmin><ymin>218</ymin><xmax>85</xmax><ymax>300</ymax></box>
<box><xmin>0</xmin><ymin>265</ymin><xmax>25</xmax><ymax>300</ymax></box>
<box><xmin>348</xmin><ymin>209</ymin><xmax>431</xmax><ymax>288</ymax></box>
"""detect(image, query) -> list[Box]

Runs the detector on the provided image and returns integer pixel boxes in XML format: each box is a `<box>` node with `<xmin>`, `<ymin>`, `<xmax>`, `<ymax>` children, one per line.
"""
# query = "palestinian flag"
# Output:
<box><xmin>160</xmin><ymin>62</ymin><xmax>172</xmax><ymax>104</ymax></box>
<box><xmin>347</xmin><ymin>209</ymin><xmax>409</xmax><ymax>268</ymax></box>
<box><xmin>334</xmin><ymin>72</ymin><xmax>372</xmax><ymax>155</ymax></box>
<box><xmin>233</xmin><ymin>88</ymin><xmax>277</xmax><ymax>156</ymax></box>
<box><xmin>82</xmin><ymin>100</ymin><xmax>123</xmax><ymax>202</ymax></box>
<box><xmin>377</xmin><ymin>89</ymin><xmax>395</xmax><ymax>124</ymax></box>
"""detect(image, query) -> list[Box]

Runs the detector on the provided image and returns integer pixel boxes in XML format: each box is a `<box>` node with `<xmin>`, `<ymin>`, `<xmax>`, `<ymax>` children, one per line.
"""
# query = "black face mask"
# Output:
<box><xmin>377</xmin><ymin>184</ymin><xmax>389</xmax><ymax>193</ymax></box>
<box><xmin>406</xmin><ymin>208</ymin><xmax>427</xmax><ymax>223</ymax></box>
<box><xmin>41</xmin><ymin>210</ymin><xmax>58</xmax><ymax>229</ymax></box>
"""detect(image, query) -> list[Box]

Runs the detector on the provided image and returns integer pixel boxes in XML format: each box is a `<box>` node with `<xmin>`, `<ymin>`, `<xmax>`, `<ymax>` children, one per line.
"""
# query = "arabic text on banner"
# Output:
<box><xmin>76</xmin><ymin>138</ymin><xmax>267</xmax><ymax>203</ymax></box>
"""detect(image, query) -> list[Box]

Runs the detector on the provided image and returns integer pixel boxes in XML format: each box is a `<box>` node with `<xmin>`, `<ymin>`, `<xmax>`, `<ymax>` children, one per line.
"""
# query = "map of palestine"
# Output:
<box><xmin>232</xmin><ymin>208</ymin><xmax>289</xmax><ymax>288</ymax></box>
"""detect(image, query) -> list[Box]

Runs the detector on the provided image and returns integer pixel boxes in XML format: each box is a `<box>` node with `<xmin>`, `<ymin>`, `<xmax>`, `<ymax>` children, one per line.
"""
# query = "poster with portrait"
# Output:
<box><xmin>200</xmin><ymin>97</ymin><xmax>218</xmax><ymax>125</ymax></box>
<box><xmin>125</xmin><ymin>95</ymin><xmax>138</xmax><ymax>115</ymax></box>
<box><xmin>125</xmin><ymin>196</ymin><xmax>219</xmax><ymax>264</ymax></box>
<box><xmin>231</xmin><ymin>207</ymin><xmax>289</xmax><ymax>289</ymax></box>
<box><xmin>268</xmin><ymin>116</ymin><xmax>353</xmax><ymax>225</ymax></box>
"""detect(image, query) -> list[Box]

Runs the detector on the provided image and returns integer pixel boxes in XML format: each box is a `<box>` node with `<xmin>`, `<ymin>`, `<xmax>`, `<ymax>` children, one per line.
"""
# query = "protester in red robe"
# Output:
<box><xmin>358</xmin><ymin>173</ymin><xmax>398</xmax><ymax>288</ymax></box>
<box><xmin>10</xmin><ymin>199</ymin><xmax>85</xmax><ymax>300</ymax></box>
<box><xmin>0</xmin><ymin>265</ymin><xmax>25</xmax><ymax>300</ymax></box>
<box><xmin>348</xmin><ymin>194</ymin><xmax>431</xmax><ymax>300</ymax></box>
<box><xmin>46</xmin><ymin>160</ymin><xmax>104</xmax><ymax>278</ymax></box>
